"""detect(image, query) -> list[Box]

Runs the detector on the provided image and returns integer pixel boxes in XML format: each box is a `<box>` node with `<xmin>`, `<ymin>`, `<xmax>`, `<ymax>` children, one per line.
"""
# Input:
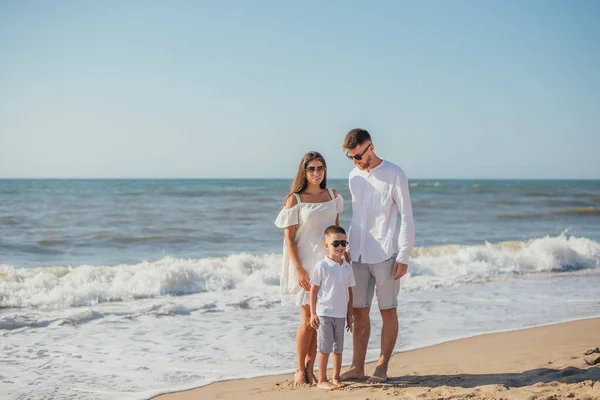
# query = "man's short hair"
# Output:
<box><xmin>343</xmin><ymin>128</ymin><xmax>371</xmax><ymax>151</ymax></box>
<box><xmin>324</xmin><ymin>225</ymin><xmax>346</xmax><ymax>238</ymax></box>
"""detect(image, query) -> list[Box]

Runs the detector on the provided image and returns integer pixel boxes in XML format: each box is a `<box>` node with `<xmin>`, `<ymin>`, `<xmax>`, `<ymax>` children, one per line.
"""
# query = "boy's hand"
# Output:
<box><xmin>310</xmin><ymin>314</ymin><xmax>319</xmax><ymax>330</ymax></box>
<box><xmin>346</xmin><ymin>313</ymin><xmax>354</xmax><ymax>332</ymax></box>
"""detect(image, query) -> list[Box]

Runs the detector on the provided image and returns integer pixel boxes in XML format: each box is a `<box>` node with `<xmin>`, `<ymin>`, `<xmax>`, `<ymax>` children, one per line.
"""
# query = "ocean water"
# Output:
<box><xmin>1</xmin><ymin>179</ymin><xmax>599</xmax><ymax>399</ymax></box>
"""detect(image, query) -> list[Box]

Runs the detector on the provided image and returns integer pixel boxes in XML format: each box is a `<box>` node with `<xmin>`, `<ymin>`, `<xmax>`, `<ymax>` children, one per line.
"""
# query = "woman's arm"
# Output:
<box><xmin>283</xmin><ymin>195</ymin><xmax>310</xmax><ymax>291</ymax></box>
<box><xmin>309</xmin><ymin>284</ymin><xmax>320</xmax><ymax>329</ymax></box>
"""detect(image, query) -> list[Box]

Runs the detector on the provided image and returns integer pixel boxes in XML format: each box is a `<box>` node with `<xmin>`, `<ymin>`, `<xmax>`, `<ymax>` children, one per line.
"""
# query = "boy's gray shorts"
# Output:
<box><xmin>352</xmin><ymin>254</ymin><xmax>400</xmax><ymax>310</ymax></box>
<box><xmin>317</xmin><ymin>316</ymin><xmax>345</xmax><ymax>354</ymax></box>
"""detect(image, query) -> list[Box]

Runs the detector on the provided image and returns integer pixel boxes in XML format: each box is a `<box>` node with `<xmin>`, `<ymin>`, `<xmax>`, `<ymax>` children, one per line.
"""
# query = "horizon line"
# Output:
<box><xmin>1</xmin><ymin>177</ymin><xmax>599</xmax><ymax>181</ymax></box>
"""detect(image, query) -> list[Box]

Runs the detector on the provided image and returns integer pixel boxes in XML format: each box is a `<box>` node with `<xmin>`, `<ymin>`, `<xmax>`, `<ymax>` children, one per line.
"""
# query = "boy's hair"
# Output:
<box><xmin>324</xmin><ymin>225</ymin><xmax>346</xmax><ymax>239</ymax></box>
<box><xmin>343</xmin><ymin>128</ymin><xmax>371</xmax><ymax>151</ymax></box>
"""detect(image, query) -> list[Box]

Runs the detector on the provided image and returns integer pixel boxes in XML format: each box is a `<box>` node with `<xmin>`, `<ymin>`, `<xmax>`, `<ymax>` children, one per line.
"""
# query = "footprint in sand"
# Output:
<box><xmin>584</xmin><ymin>354</ymin><xmax>600</xmax><ymax>366</ymax></box>
<box><xmin>583</xmin><ymin>347</ymin><xmax>599</xmax><ymax>356</ymax></box>
<box><xmin>583</xmin><ymin>347</ymin><xmax>600</xmax><ymax>366</ymax></box>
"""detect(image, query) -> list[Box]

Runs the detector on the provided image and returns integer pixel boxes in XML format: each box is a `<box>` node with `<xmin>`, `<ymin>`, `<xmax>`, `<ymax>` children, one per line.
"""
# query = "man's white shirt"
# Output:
<box><xmin>348</xmin><ymin>160</ymin><xmax>415</xmax><ymax>265</ymax></box>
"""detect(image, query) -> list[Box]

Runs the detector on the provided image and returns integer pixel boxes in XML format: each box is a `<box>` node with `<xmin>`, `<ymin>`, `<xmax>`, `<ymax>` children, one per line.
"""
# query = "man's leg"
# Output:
<box><xmin>367</xmin><ymin>256</ymin><xmax>401</xmax><ymax>384</ymax></box>
<box><xmin>341</xmin><ymin>307</ymin><xmax>370</xmax><ymax>379</ymax></box>
<box><xmin>367</xmin><ymin>307</ymin><xmax>398</xmax><ymax>383</ymax></box>
<box><xmin>340</xmin><ymin>259</ymin><xmax>375</xmax><ymax>380</ymax></box>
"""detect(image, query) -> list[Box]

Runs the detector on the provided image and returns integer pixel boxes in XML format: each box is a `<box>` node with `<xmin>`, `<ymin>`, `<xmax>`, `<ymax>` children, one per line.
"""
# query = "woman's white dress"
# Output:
<box><xmin>274</xmin><ymin>188</ymin><xmax>344</xmax><ymax>306</ymax></box>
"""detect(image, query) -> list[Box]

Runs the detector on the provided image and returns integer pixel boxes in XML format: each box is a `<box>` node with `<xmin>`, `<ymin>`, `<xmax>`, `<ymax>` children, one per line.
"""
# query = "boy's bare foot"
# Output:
<box><xmin>317</xmin><ymin>381</ymin><xmax>338</xmax><ymax>390</ymax></box>
<box><xmin>340</xmin><ymin>366</ymin><xmax>364</xmax><ymax>380</ymax></box>
<box><xmin>331</xmin><ymin>378</ymin><xmax>345</xmax><ymax>387</ymax></box>
<box><xmin>305</xmin><ymin>367</ymin><xmax>318</xmax><ymax>385</ymax></box>
<box><xmin>294</xmin><ymin>369</ymin><xmax>307</xmax><ymax>386</ymax></box>
<box><xmin>366</xmin><ymin>366</ymin><xmax>388</xmax><ymax>384</ymax></box>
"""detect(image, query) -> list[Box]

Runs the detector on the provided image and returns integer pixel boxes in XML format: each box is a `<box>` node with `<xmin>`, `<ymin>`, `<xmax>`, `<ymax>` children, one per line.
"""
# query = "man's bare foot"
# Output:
<box><xmin>294</xmin><ymin>369</ymin><xmax>307</xmax><ymax>386</ymax></box>
<box><xmin>366</xmin><ymin>366</ymin><xmax>388</xmax><ymax>384</ymax></box>
<box><xmin>317</xmin><ymin>381</ymin><xmax>338</xmax><ymax>390</ymax></box>
<box><xmin>340</xmin><ymin>366</ymin><xmax>364</xmax><ymax>380</ymax></box>
<box><xmin>305</xmin><ymin>367</ymin><xmax>318</xmax><ymax>385</ymax></box>
<box><xmin>331</xmin><ymin>378</ymin><xmax>345</xmax><ymax>387</ymax></box>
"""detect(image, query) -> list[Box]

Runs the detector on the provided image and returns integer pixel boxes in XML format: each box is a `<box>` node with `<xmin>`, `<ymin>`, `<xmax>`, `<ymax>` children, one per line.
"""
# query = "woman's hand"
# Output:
<box><xmin>296</xmin><ymin>267</ymin><xmax>311</xmax><ymax>291</ymax></box>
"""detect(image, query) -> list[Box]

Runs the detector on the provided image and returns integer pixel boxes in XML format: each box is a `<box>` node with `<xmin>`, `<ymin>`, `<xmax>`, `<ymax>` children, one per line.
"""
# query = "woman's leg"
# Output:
<box><xmin>305</xmin><ymin>323</ymin><xmax>318</xmax><ymax>384</ymax></box>
<box><xmin>295</xmin><ymin>305</ymin><xmax>313</xmax><ymax>385</ymax></box>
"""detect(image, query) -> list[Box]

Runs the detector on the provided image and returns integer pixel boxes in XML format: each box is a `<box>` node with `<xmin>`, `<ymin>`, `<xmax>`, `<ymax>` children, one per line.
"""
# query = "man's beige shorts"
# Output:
<box><xmin>352</xmin><ymin>255</ymin><xmax>399</xmax><ymax>310</ymax></box>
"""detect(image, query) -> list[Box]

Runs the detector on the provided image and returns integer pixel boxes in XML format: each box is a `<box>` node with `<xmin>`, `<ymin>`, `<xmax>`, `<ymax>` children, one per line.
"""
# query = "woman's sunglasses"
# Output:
<box><xmin>346</xmin><ymin>143</ymin><xmax>372</xmax><ymax>161</ymax></box>
<box><xmin>306</xmin><ymin>166</ymin><xmax>326</xmax><ymax>173</ymax></box>
<box><xmin>328</xmin><ymin>240</ymin><xmax>349</xmax><ymax>248</ymax></box>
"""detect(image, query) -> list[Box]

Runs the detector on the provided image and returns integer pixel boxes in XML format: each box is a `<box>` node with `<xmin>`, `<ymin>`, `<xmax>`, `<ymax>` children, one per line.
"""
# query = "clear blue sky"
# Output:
<box><xmin>1</xmin><ymin>0</ymin><xmax>599</xmax><ymax>179</ymax></box>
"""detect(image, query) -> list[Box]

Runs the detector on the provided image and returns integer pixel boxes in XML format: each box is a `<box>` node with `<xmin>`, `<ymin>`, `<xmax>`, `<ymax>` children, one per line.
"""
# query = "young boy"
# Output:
<box><xmin>309</xmin><ymin>225</ymin><xmax>356</xmax><ymax>390</ymax></box>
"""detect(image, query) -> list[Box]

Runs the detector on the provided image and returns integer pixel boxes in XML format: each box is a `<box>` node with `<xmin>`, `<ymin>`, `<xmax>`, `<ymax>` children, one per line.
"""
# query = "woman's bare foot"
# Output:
<box><xmin>294</xmin><ymin>369</ymin><xmax>307</xmax><ymax>386</ymax></box>
<box><xmin>340</xmin><ymin>366</ymin><xmax>364</xmax><ymax>380</ymax></box>
<box><xmin>366</xmin><ymin>366</ymin><xmax>388</xmax><ymax>384</ymax></box>
<box><xmin>331</xmin><ymin>378</ymin><xmax>345</xmax><ymax>387</ymax></box>
<box><xmin>317</xmin><ymin>381</ymin><xmax>338</xmax><ymax>390</ymax></box>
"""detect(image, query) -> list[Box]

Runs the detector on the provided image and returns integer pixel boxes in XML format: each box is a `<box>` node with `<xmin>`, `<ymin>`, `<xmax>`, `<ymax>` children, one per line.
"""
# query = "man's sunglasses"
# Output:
<box><xmin>328</xmin><ymin>240</ymin><xmax>349</xmax><ymax>248</ymax></box>
<box><xmin>306</xmin><ymin>166</ymin><xmax>326</xmax><ymax>173</ymax></box>
<box><xmin>346</xmin><ymin>143</ymin><xmax>372</xmax><ymax>161</ymax></box>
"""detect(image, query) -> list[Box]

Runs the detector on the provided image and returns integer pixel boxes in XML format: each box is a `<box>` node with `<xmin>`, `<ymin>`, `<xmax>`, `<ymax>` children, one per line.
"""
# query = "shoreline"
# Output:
<box><xmin>152</xmin><ymin>317</ymin><xmax>600</xmax><ymax>399</ymax></box>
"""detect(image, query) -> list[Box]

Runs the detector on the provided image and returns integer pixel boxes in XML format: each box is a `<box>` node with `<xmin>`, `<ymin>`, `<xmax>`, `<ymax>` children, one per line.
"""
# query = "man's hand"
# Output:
<box><xmin>296</xmin><ymin>267</ymin><xmax>311</xmax><ymax>291</ymax></box>
<box><xmin>310</xmin><ymin>314</ymin><xmax>319</xmax><ymax>330</ymax></box>
<box><xmin>346</xmin><ymin>312</ymin><xmax>354</xmax><ymax>332</ymax></box>
<box><xmin>392</xmin><ymin>262</ymin><xmax>408</xmax><ymax>280</ymax></box>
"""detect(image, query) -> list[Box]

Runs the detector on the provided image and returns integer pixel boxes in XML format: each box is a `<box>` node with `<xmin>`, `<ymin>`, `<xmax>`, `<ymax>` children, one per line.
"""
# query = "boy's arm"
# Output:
<box><xmin>310</xmin><ymin>284</ymin><xmax>320</xmax><ymax>329</ymax></box>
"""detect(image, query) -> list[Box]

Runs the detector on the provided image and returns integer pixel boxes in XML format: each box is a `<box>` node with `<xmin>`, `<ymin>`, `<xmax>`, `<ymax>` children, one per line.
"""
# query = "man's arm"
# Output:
<box><xmin>346</xmin><ymin>287</ymin><xmax>353</xmax><ymax>332</ymax></box>
<box><xmin>392</xmin><ymin>169</ymin><xmax>415</xmax><ymax>279</ymax></box>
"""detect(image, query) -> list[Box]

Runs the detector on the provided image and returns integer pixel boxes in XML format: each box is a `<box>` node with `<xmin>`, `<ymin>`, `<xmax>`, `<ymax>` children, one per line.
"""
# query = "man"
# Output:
<box><xmin>340</xmin><ymin>128</ymin><xmax>415</xmax><ymax>383</ymax></box>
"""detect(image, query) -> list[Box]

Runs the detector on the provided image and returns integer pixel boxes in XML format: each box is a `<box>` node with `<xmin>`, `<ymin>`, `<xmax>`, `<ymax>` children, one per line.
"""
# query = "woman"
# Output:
<box><xmin>274</xmin><ymin>151</ymin><xmax>344</xmax><ymax>385</ymax></box>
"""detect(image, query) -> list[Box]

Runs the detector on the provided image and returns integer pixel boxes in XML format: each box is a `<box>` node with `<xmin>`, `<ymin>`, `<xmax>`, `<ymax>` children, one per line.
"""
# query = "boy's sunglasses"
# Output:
<box><xmin>346</xmin><ymin>143</ymin><xmax>372</xmax><ymax>161</ymax></box>
<box><xmin>328</xmin><ymin>240</ymin><xmax>349</xmax><ymax>248</ymax></box>
<box><xmin>306</xmin><ymin>166</ymin><xmax>326</xmax><ymax>173</ymax></box>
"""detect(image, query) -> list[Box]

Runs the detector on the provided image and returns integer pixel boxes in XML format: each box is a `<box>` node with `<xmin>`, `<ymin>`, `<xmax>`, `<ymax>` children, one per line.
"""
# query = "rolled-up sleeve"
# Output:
<box><xmin>393</xmin><ymin>170</ymin><xmax>415</xmax><ymax>264</ymax></box>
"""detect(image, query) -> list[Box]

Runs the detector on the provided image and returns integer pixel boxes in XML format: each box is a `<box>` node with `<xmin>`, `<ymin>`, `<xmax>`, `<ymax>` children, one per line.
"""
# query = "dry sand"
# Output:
<box><xmin>153</xmin><ymin>318</ymin><xmax>600</xmax><ymax>400</ymax></box>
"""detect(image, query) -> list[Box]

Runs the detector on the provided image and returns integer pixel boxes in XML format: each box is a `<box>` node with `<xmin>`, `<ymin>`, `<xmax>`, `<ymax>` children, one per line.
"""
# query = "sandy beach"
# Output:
<box><xmin>154</xmin><ymin>318</ymin><xmax>600</xmax><ymax>400</ymax></box>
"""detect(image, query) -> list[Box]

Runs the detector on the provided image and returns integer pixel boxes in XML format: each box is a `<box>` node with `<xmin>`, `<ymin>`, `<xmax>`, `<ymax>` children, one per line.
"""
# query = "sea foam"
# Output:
<box><xmin>1</xmin><ymin>234</ymin><xmax>598</xmax><ymax>311</ymax></box>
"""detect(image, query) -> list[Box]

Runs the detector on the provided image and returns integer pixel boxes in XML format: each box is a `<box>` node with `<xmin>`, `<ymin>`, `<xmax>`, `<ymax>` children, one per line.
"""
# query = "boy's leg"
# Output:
<box><xmin>331</xmin><ymin>317</ymin><xmax>346</xmax><ymax>387</ymax></box>
<box><xmin>317</xmin><ymin>353</ymin><xmax>332</xmax><ymax>388</ymax></box>
<box><xmin>317</xmin><ymin>317</ymin><xmax>338</xmax><ymax>390</ymax></box>
<box><xmin>331</xmin><ymin>353</ymin><xmax>343</xmax><ymax>386</ymax></box>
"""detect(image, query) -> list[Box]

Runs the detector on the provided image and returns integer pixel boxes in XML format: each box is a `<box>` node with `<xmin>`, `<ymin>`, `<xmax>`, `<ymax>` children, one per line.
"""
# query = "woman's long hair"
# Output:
<box><xmin>284</xmin><ymin>151</ymin><xmax>327</xmax><ymax>205</ymax></box>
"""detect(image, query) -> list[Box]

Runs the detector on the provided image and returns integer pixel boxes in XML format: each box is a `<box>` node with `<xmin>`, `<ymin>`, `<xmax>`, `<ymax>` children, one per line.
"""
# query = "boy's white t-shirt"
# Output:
<box><xmin>310</xmin><ymin>257</ymin><xmax>356</xmax><ymax>318</ymax></box>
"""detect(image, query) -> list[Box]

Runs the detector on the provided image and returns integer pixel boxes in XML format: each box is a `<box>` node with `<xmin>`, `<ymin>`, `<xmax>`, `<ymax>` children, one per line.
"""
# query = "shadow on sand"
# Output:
<box><xmin>349</xmin><ymin>366</ymin><xmax>600</xmax><ymax>390</ymax></box>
